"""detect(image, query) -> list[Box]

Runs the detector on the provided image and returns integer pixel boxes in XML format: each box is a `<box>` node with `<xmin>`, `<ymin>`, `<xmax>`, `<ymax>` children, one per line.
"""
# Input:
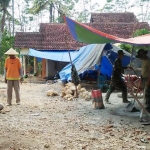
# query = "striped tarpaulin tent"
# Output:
<box><xmin>64</xmin><ymin>16</ymin><xmax>150</xmax><ymax>46</ymax></box>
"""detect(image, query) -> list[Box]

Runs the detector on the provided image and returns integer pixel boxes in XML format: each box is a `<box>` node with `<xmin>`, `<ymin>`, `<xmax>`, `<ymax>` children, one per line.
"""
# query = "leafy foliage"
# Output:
<box><xmin>102</xmin><ymin>0</ymin><xmax>129</xmax><ymax>12</ymax></box>
<box><xmin>0</xmin><ymin>0</ymin><xmax>11</xmax><ymax>32</ymax></box>
<box><xmin>1</xmin><ymin>30</ymin><xmax>14</xmax><ymax>56</ymax></box>
<box><xmin>102</xmin><ymin>0</ymin><xmax>150</xmax><ymax>23</ymax></box>
<box><xmin>28</xmin><ymin>0</ymin><xmax>79</xmax><ymax>22</ymax></box>
<box><xmin>0</xmin><ymin>0</ymin><xmax>10</xmax><ymax>8</ymax></box>
<box><xmin>133</xmin><ymin>28</ymin><xmax>150</xmax><ymax>37</ymax></box>
<box><xmin>119</xmin><ymin>44</ymin><xmax>132</xmax><ymax>53</ymax></box>
<box><xmin>0</xmin><ymin>30</ymin><xmax>14</xmax><ymax>74</ymax></box>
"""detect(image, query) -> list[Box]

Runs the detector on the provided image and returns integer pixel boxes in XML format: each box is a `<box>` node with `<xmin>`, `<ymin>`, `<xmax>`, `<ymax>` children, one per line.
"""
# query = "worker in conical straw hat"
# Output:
<box><xmin>4</xmin><ymin>48</ymin><xmax>19</xmax><ymax>55</ymax></box>
<box><xmin>4</xmin><ymin>48</ymin><xmax>23</xmax><ymax>106</ymax></box>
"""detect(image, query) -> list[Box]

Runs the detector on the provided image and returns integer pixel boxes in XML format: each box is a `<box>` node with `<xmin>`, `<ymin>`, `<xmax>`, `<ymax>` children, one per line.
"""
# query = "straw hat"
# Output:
<box><xmin>5</xmin><ymin>48</ymin><xmax>19</xmax><ymax>55</ymax></box>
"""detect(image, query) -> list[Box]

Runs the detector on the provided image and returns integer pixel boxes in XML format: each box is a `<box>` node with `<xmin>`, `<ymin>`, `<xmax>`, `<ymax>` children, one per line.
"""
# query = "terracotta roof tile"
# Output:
<box><xmin>15</xmin><ymin>13</ymin><xmax>150</xmax><ymax>50</ymax></box>
<box><xmin>90</xmin><ymin>12</ymin><xmax>138</xmax><ymax>23</ymax></box>
<box><xmin>15</xmin><ymin>32</ymin><xmax>42</xmax><ymax>49</ymax></box>
<box><xmin>15</xmin><ymin>24</ymin><xmax>85</xmax><ymax>50</ymax></box>
<box><xmin>87</xmin><ymin>22</ymin><xmax>150</xmax><ymax>38</ymax></box>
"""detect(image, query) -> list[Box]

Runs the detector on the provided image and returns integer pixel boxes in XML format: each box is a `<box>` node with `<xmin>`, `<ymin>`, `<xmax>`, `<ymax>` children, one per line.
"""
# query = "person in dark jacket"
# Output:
<box><xmin>105</xmin><ymin>50</ymin><xmax>132</xmax><ymax>104</ymax></box>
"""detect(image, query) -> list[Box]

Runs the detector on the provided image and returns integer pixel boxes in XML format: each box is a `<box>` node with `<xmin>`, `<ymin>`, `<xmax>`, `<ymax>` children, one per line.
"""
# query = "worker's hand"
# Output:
<box><xmin>4</xmin><ymin>78</ymin><xmax>7</xmax><ymax>83</ymax></box>
<box><xmin>20</xmin><ymin>77</ymin><xmax>24</xmax><ymax>84</ymax></box>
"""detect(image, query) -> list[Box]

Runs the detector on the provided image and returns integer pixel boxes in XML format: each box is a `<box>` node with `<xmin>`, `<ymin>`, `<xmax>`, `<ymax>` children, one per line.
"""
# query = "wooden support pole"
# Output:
<box><xmin>23</xmin><ymin>55</ymin><xmax>27</xmax><ymax>76</ymax></box>
<box><xmin>68</xmin><ymin>50</ymin><xmax>78</xmax><ymax>98</ymax></box>
<box><xmin>34</xmin><ymin>57</ymin><xmax>37</xmax><ymax>74</ymax></box>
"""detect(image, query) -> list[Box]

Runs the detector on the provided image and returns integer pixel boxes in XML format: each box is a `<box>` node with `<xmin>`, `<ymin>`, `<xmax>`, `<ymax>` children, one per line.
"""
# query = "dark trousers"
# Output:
<box><xmin>142</xmin><ymin>78</ymin><xmax>150</xmax><ymax>110</ymax></box>
<box><xmin>105</xmin><ymin>77</ymin><xmax>128</xmax><ymax>102</ymax></box>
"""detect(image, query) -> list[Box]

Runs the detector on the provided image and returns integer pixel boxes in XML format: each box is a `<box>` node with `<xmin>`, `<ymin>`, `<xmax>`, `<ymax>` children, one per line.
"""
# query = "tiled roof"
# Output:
<box><xmin>15</xmin><ymin>12</ymin><xmax>150</xmax><ymax>50</ymax></box>
<box><xmin>15</xmin><ymin>23</ymin><xmax>85</xmax><ymax>50</ymax></box>
<box><xmin>90</xmin><ymin>12</ymin><xmax>138</xmax><ymax>23</ymax></box>
<box><xmin>87</xmin><ymin>22</ymin><xmax>150</xmax><ymax>38</ymax></box>
<box><xmin>15</xmin><ymin>32</ymin><xmax>42</xmax><ymax>49</ymax></box>
<box><xmin>39</xmin><ymin>23</ymin><xmax>84</xmax><ymax>50</ymax></box>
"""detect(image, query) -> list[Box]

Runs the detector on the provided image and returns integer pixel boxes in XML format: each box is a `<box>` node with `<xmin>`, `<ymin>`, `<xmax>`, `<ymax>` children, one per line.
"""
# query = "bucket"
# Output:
<box><xmin>91</xmin><ymin>89</ymin><xmax>105</xmax><ymax>109</ymax></box>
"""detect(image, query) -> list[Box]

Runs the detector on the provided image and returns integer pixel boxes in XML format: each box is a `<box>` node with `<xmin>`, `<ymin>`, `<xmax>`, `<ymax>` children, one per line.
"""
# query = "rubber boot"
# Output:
<box><xmin>144</xmin><ymin>86</ymin><xmax>150</xmax><ymax>113</ymax></box>
<box><xmin>145</xmin><ymin>99</ymin><xmax>150</xmax><ymax>113</ymax></box>
<box><xmin>122</xmin><ymin>90</ymin><xmax>129</xmax><ymax>103</ymax></box>
<box><xmin>105</xmin><ymin>90</ymin><xmax>111</xmax><ymax>104</ymax></box>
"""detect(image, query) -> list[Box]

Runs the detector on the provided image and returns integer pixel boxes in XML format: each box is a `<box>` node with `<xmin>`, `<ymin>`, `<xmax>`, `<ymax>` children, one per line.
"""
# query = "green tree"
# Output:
<box><xmin>102</xmin><ymin>0</ymin><xmax>130</xmax><ymax>12</ymax></box>
<box><xmin>0</xmin><ymin>0</ymin><xmax>11</xmax><ymax>33</ymax></box>
<box><xmin>102</xmin><ymin>0</ymin><xmax>150</xmax><ymax>23</ymax></box>
<box><xmin>132</xmin><ymin>0</ymin><xmax>150</xmax><ymax>22</ymax></box>
<box><xmin>74</xmin><ymin>10</ymin><xmax>90</xmax><ymax>22</ymax></box>
<box><xmin>28</xmin><ymin>0</ymin><xmax>79</xmax><ymax>23</ymax></box>
<box><xmin>16</xmin><ymin>0</ymin><xmax>35</xmax><ymax>32</ymax></box>
<box><xmin>75</xmin><ymin>0</ymin><xmax>99</xmax><ymax>23</ymax></box>
<box><xmin>133</xmin><ymin>28</ymin><xmax>150</xmax><ymax>37</ymax></box>
<box><xmin>1</xmin><ymin>30</ymin><xmax>14</xmax><ymax>54</ymax></box>
<box><xmin>0</xmin><ymin>30</ymin><xmax>14</xmax><ymax>74</ymax></box>
<box><xmin>120</xmin><ymin>44</ymin><xmax>132</xmax><ymax>53</ymax></box>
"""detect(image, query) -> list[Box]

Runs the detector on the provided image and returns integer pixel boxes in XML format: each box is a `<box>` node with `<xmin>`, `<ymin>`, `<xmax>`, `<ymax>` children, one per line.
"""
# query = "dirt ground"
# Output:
<box><xmin>0</xmin><ymin>80</ymin><xmax>150</xmax><ymax>150</ymax></box>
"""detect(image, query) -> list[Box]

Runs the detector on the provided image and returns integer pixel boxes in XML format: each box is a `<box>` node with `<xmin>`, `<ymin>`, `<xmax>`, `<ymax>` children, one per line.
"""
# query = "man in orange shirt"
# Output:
<box><xmin>4</xmin><ymin>48</ymin><xmax>23</xmax><ymax>106</ymax></box>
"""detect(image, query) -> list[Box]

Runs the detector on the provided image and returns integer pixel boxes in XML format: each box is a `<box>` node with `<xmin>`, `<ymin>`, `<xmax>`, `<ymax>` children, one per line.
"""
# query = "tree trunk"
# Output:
<box><xmin>12</xmin><ymin>0</ymin><xmax>14</xmax><ymax>36</ymax></box>
<box><xmin>53</xmin><ymin>6</ymin><xmax>55</xmax><ymax>22</ymax></box>
<box><xmin>49</xmin><ymin>2</ymin><xmax>53</xmax><ymax>23</ymax></box>
<box><xmin>1</xmin><ymin>9</ymin><xmax>6</xmax><ymax>33</ymax></box>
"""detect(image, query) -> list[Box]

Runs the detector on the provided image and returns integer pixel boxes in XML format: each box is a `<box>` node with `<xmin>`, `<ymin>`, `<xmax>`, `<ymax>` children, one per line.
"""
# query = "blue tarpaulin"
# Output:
<box><xmin>28</xmin><ymin>48</ymin><xmax>79</xmax><ymax>62</ymax></box>
<box><xmin>59</xmin><ymin>43</ymin><xmax>132</xmax><ymax>81</ymax></box>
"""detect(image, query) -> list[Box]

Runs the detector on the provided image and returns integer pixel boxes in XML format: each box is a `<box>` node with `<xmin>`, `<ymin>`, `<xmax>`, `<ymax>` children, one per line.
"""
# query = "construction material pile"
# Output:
<box><xmin>61</xmin><ymin>82</ymin><xmax>92</xmax><ymax>101</ymax></box>
<box><xmin>47</xmin><ymin>89</ymin><xmax>59</xmax><ymax>96</ymax></box>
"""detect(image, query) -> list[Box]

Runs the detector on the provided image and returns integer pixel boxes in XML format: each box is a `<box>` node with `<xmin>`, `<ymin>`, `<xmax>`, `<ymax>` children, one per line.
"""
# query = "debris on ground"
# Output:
<box><xmin>61</xmin><ymin>82</ymin><xmax>92</xmax><ymax>101</ymax></box>
<box><xmin>0</xmin><ymin>81</ymin><xmax>150</xmax><ymax>150</ymax></box>
<box><xmin>47</xmin><ymin>89</ymin><xmax>59</xmax><ymax>96</ymax></box>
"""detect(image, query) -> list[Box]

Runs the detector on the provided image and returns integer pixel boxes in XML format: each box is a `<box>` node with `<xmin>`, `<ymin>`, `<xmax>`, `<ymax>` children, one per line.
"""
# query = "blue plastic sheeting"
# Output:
<box><xmin>100</xmin><ymin>56</ymin><xmax>113</xmax><ymax>77</ymax></box>
<box><xmin>59</xmin><ymin>44</ymin><xmax>96</xmax><ymax>81</ymax></box>
<box><xmin>106</xmin><ymin>50</ymin><xmax>131</xmax><ymax>67</ymax></box>
<box><xmin>59</xmin><ymin>43</ymin><xmax>133</xmax><ymax>81</ymax></box>
<box><xmin>28</xmin><ymin>48</ymin><xmax>79</xmax><ymax>62</ymax></box>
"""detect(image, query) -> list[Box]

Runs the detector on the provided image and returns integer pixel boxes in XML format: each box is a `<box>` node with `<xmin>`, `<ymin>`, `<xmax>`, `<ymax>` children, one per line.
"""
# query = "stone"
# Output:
<box><xmin>44</xmin><ymin>144</ymin><xmax>50</xmax><ymax>148</ymax></box>
<box><xmin>0</xmin><ymin>104</ymin><xmax>4</xmax><ymax>111</ymax></box>
<box><xmin>106</xmin><ymin>124</ymin><xmax>114</xmax><ymax>129</ymax></box>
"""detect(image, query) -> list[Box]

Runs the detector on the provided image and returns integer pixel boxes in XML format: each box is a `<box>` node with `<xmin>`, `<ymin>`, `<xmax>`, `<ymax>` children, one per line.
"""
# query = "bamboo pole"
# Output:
<box><xmin>65</xmin><ymin>33</ymin><xmax>78</xmax><ymax>98</ymax></box>
<box><xmin>68</xmin><ymin>50</ymin><xmax>78</xmax><ymax>98</ymax></box>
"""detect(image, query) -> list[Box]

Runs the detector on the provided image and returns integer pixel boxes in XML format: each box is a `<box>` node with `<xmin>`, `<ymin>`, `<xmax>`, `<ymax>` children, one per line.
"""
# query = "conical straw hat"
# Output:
<box><xmin>5</xmin><ymin>48</ymin><xmax>19</xmax><ymax>55</ymax></box>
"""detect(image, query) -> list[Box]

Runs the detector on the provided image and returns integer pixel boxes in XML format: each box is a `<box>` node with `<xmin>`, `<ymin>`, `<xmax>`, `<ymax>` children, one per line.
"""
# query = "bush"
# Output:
<box><xmin>119</xmin><ymin>43</ymin><xmax>132</xmax><ymax>53</ymax></box>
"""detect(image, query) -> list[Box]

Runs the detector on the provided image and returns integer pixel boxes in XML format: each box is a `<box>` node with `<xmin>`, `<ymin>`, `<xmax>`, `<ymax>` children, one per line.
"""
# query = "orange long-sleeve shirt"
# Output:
<box><xmin>4</xmin><ymin>57</ymin><xmax>22</xmax><ymax>80</ymax></box>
